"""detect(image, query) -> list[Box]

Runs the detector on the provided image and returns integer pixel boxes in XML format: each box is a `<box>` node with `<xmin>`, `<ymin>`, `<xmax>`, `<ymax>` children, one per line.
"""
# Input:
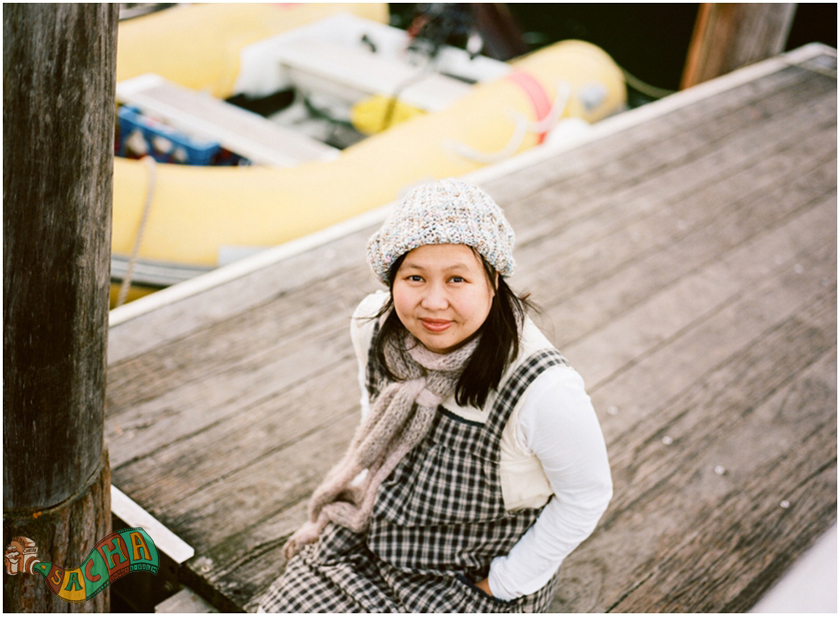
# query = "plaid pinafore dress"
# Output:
<box><xmin>260</xmin><ymin>337</ymin><xmax>569</xmax><ymax>613</ymax></box>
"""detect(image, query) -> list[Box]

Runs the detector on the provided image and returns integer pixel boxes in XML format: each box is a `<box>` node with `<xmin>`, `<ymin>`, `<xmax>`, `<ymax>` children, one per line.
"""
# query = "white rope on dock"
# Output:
<box><xmin>445</xmin><ymin>81</ymin><xmax>572</xmax><ymax>164</ymax></box>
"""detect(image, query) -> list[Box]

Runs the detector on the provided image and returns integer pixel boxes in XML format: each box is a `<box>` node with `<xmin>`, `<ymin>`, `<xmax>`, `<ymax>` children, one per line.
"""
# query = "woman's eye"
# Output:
<box><xmin>407</xmin><ymin>275</ymin><xmax>423</xmax><ymax>282</ymax></box>
<box><xmin>449</xmin><ymin>276</ymin><xmax>465</xmax><ymax>283</ymax></box>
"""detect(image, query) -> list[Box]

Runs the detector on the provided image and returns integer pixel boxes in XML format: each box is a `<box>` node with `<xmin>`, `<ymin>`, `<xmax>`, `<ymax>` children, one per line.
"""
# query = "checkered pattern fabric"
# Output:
<box><xmin>259</xmin><ymin>347</ymin><xmax>569</xmax><ymax>613</ymax></box>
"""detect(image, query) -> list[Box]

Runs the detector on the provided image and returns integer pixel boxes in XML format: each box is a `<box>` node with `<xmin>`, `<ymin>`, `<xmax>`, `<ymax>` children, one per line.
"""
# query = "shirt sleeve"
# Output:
<box><xmin>351</xmin><ymin>291</ymin><xmax>388</xmax><ymax>421</ymax></box>
<box><xmin>487</xmin><ymin>366</ymin><xmax>613</xmax><ymax>600</ymax></box>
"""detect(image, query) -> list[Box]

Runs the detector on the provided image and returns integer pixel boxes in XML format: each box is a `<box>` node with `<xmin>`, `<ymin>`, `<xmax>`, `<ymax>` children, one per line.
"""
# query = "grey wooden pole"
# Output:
<box><xmin>3</xmin><ymin>4</ymin><xmax>118</xmax><ymax>612</ymax></box>
<box><xmin>681</xmin><ymin>3</ymin><xmax>798</xmax><ymax>89</ymax></box>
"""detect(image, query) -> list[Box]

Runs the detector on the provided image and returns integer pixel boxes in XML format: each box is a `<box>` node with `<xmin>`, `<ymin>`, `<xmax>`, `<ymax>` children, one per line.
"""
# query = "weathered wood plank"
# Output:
<box><xmin>113</xmin><ymin>358</ymin><xmax>361</xmax><ymax>508</ymax></box>
<box><xmin>519</xmin><ymin>85</ymin><xmax>836</xmax><ymax>253</ymax></box>
<box><xmin>522</xmin><ymin>132</ymin><xmax>836</xmax><ymax>315</ymax></box>
<box><xmin>602</xmin><ymin>283</ymin><xmax>835</xmax><ymax>521</ymax></box>
<box><xmin>191</xmin><ymin>501</ymin><xmax>309</xmax><ymax>613</ymax></box>
<box><xmin>545</xmin><ymin>198</ymin><xmax>836</xmax><ymax>612</ymax></box>
<box><xmin>512</xmin><ymin>85</ymin><xmax>836</xmax><ymax>253</ymax></box>
<box><xmin>551</xmin><ymin>280</ymin><xmax>837</xmax><ymax>612</ymax></box>
<box><xmin>487</xmin><ymin>65</ymin><xmax>832</xmax><ymax>209</ymax></box>
<box><xmin>161</xmin><ymin>407</ymin><xmax>360</xmax><ymax>553</ymax></box>
<box><xmin>107</xmin><ymin>321</ymin><xmax>356</xmax><ymax>469</ymax></box>
<box><xmin>623</xmin><ymin>385</ymin><xmax>835</xmax><ymax>612</ymax></box>
<box><xmin>570</xmin><ymin>227</ymin><xmax>835</xmax><ymax>394</ymax></box>
<box><xmin>565</xmin><ymin>66</ymin><xmax>832</xmax><ymax>191</ymax></box>
<box><xmin>107</xmin><ymin>227</ymin><xmax>373</xmax><ymax>365</ymax></box>
<box><xmin>606</xmin><ymin>303</ymin><xmax>835</xmax><ymax>612</ymax></box>
<box><xmin>551</xmin><ymin>343</ymin><xmax>836</xmax><ymax>612</ymax></box>
<box><xmin>539</xmin><ymin>179</ymin><xmax>836</xmax><ymax>354</ymax></box>
<box><xmin>106</xmin><ymin>270</ymin><xmax>373</xmax><ymax>465</ymax></box>
<box><xmin>107</xmin><ymin>262</ymin><xmax>369</xmax><ymax>410</ymax></box>
<box><xmin>561</xmin><ymin>178</ymin><xmax>836</xmax><ymax>387</ymax></box>
<box><xmin>592</xmin><ymin>234</ymin><xmax>835</xmax><ymax>448</ymax></box>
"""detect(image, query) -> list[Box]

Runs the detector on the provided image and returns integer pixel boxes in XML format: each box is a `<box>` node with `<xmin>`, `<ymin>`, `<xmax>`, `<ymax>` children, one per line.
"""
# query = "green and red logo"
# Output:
<box><xmin>4</xmin><ymin>527</ymin><xmax>158</xmax><ymax>604</ymax></box>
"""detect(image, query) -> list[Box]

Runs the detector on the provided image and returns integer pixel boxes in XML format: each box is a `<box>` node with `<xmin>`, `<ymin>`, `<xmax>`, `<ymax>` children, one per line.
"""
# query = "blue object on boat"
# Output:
<box><xmin>117</xmin><ymin>105</ymin><xmax>220</xmax><ymax>166</ymax></box>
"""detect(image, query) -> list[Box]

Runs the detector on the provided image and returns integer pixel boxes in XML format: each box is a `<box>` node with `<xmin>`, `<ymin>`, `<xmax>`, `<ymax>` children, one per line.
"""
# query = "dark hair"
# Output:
<box><xmin>371</xmin><ymin>248</ymin><xmax>534</xmax><ymax>409</ymax></box>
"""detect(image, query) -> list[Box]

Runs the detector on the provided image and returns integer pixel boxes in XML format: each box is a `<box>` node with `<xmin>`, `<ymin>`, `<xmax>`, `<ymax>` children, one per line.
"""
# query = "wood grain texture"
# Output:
<box><xmin>3</xmin><ymin>6</ymin><xmax>118</xmax><ymax>610</ymax></box>
<box><xmin>3</xmin><ymin>456</ymin><xmax>112</xmax><ymax>613</ymax></box>
<box><xmin>681</xmin><ymin>4</ymin><xmax>797</xmax><ymax>88</ymax></box>
<box><xmin>486</xmin><ymin>65</ymin><xmax>829</xmax><ymax>210</ymax></box>
<box><xmin>105</xmin><ymin>56</ymin><xmax>837</xmax><ymax>611</ymax></box>
<box><xmin>4</xmin><ymin>2</ymin><xmax>118</xmax><ymax>511</ymax></box>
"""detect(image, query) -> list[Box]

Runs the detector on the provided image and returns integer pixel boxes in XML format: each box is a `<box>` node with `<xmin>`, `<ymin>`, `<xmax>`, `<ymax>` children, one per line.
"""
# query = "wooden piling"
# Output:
<box><xmin>681</xmin><ymin>3</ymin><xmax>797</xmax><ymax>89</ymax></box>
<box><xmin>3</xmin><ymin>4</ymin><xmax>119</xmax><ymax>612</ymax></box>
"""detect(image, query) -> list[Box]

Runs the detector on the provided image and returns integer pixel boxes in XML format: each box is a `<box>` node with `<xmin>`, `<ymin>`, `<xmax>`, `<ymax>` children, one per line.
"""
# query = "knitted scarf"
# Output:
<box><xmin>283</xmin><ymin>332</ymin><xmax>480</xmax><ymax>559</ymax></box>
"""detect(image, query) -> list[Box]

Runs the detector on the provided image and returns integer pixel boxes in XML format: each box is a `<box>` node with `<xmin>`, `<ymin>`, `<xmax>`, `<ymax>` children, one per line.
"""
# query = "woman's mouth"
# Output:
<box><xmin>420</xmin><ymin>319</ymin><xmax>452</xmax><ymax>333</ymax></box>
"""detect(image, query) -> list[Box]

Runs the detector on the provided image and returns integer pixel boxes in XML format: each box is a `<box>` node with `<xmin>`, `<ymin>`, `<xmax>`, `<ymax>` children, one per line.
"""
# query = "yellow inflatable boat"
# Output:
<box><xmin>112</xmin><ymin>5</ymin><xmax>626</xmax><ymax>306</ymax></box>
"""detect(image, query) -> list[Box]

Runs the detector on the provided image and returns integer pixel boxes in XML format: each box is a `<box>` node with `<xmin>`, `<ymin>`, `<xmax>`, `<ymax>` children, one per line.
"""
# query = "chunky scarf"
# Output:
<box><xmin>283</xmin><ymin>332</ymin><xmax>479</xmax><ymax>559</ymax></box>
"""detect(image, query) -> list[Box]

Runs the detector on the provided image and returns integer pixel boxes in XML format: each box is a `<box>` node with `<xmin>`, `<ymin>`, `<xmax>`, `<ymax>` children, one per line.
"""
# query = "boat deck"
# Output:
<box><xmin>105</xmin><ymin>45</ymin><xmax>837</xmax><ymax>612</ymax></box>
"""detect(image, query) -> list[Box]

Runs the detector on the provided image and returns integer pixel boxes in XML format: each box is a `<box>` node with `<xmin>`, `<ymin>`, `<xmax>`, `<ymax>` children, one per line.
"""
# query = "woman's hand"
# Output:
<box><xmin>475</xmin><ymin>578</ymin><xmax>494</xmax><ymax>597</ymax></box>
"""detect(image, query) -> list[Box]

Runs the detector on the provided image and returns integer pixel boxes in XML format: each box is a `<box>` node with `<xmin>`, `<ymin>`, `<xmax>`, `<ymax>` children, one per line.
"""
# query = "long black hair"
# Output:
<box><xmin>371</xmin><ymin>248</ymin><xmax>534</xmax><ymax>409</ymax></box>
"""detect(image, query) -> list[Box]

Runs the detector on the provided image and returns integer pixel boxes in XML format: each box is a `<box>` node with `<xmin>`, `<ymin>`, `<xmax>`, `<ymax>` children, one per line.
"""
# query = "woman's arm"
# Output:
<box><xmin>486</xmin><ymin>367</ymin><xmax>613</xmax><ymax>600</ymax></box>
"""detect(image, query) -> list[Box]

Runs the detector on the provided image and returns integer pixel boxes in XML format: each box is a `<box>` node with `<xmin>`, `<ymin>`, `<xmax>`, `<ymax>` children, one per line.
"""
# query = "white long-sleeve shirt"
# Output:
<box><xmin>350</xmin><ymin>292</ymin><xmax>613</xmax><ymax>600</ymax></box>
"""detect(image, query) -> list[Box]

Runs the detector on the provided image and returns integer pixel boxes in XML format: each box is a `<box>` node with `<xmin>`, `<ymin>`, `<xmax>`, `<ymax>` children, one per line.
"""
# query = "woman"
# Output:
<box><xmin>259</xmin><ymin>178</ymin><xmax>612</xmax><ymax>612</ymax></box>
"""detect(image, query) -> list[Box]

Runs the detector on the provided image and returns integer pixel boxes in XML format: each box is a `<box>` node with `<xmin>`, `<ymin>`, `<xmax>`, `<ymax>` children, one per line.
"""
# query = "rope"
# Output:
<box><xmin>446</xmin><ymin>80</ymin><xmax>571</xmax><ymax>164</ymax></box>
<box><xmin>621</xmin><ymin>67</ymin><xmax>676</xmax><ymax>99</ymax></box>
<box><xmin>116</xmin><ymin>155</ymin><xmax>156</xmax><ymax>307</ymax></box>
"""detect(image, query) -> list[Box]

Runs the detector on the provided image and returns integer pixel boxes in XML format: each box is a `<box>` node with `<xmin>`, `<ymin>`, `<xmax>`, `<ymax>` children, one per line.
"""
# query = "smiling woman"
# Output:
<box><xmin>393</xmin><ymin>244</ymin><xmax>495</xmax><ymax>354</ymax></box>
<box><xmin>259</xmin><ymin>179</ymin><xmax>613</xmax><ymax>613</ymax></box>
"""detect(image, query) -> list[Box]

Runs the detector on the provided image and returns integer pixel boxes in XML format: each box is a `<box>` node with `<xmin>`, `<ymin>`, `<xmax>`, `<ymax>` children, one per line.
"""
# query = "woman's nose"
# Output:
<box><xmin>420</xmin><ymin>284</ymin><xmax>448</xmax><ymax>310</ymax></box>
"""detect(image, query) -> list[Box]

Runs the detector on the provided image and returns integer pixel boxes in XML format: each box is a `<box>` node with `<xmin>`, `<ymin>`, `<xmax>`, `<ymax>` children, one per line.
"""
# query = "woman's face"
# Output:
<box><xmin>392</xmin><ymin>244</ymin><xmax>495</xmax><ymax>354</ymax></box>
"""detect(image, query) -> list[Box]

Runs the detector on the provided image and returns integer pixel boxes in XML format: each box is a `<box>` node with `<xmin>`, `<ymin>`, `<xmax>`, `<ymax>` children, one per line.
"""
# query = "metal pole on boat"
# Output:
<box><xmin>3</xmin><ymin>4</ymin><xmax>118</xmax><ymax>612</ymax></box>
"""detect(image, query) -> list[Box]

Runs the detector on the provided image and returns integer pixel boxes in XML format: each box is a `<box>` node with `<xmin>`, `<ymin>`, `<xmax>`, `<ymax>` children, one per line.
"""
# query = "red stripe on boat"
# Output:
<box><xmin>507</xmin><ymin>71</ymin><xmax>552</xmax><ymax>143</ymax></box>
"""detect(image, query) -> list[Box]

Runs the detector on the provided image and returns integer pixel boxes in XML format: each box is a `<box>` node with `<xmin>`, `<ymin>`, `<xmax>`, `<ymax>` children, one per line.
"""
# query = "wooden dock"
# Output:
<box><xmin>105</xmin><ymin>45</ymin><xmax>836</xmax><ymax>612</ymax></box>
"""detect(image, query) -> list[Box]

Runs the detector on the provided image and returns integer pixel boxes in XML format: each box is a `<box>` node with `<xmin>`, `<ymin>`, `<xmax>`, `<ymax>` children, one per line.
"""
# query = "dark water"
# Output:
<box><xmin>505</xmin><ymin>4</ymin><xmax>699</xmax><ymax>92</ymax></box>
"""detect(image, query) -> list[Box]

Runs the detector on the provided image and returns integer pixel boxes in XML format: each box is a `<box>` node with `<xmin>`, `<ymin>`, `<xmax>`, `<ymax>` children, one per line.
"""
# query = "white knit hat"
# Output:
<box><xmin>367</xmin><ymin>179</ymin><xmax>516</xmax><ymax>284</ymax></box>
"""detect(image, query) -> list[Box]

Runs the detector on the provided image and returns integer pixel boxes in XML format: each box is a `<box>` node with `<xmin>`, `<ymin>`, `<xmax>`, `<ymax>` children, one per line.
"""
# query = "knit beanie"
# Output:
<box><xmin>367</xmin><ymin>178</ymin><xmax>516</xmax><ymax>285</ymax></box>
